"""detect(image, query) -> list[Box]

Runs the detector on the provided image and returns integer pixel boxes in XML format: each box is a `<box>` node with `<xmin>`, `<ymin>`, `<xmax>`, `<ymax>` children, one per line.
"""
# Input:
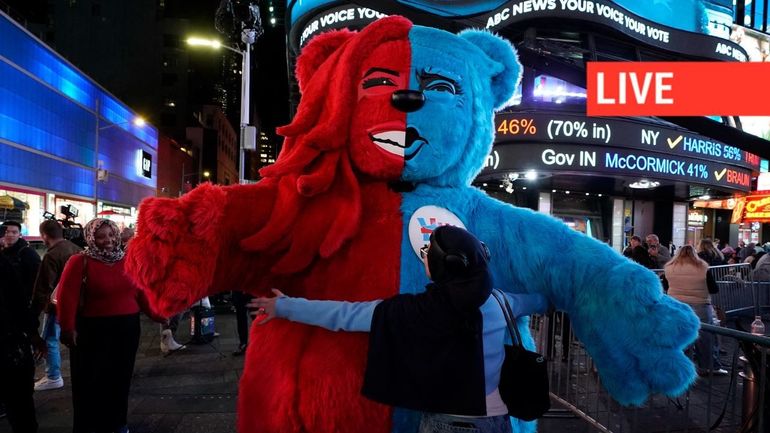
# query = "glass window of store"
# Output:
<box><xmin>687</xmin><ymin>210</ymin><xmax>706</xmax><ymax>246</ymax></box>
<box><xmin>739</xmin><ymin>222</ymin><xmax>761</xmax><ymax>245</ymax></box>
<box><xmin>98</xmin><ymin>204</ymin><xmax>136</xmax><ymax>231</ymax></box>
<box><xmin>0</xmin><ymin>188</ymin><xmax>45</xmax><ymax>238</ymax></box>
<box><xmin>54</xmin><ymin>197</ymin><xmax>96</xmax><ymax>228</ymax></box>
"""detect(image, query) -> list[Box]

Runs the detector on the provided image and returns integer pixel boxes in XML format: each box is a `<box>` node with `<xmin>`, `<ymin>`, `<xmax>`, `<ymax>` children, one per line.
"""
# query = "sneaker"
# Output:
<box><xmin>698</xmin><ymin>368</ymin><xmax>729</xmax><ymax>376</ymax></box>
<box><xmin>232</xmin><ymin>343</ymin><xmax>247</xmax><ymax>357</ymax></box>
<box><xmin>160</xmin><ymin>329</ymin><xmax>186</xmax><ymax>354</ymax></box>
<box><xmin>35</xmin><ymin>376</ymin><xmax>64</xmax><ymax>391</ymax></box>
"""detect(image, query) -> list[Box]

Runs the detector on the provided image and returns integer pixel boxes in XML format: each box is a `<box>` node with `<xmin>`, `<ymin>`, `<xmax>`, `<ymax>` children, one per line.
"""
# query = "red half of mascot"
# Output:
<box><xmin>129</xmin><ymin>17</ymin><xmax>414</xmax><ymax>433</ymax></box>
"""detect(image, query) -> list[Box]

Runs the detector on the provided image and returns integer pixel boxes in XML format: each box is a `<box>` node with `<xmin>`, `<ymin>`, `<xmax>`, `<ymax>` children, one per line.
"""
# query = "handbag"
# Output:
<box><xmin>491</xmin><ymin>289</ymin><xmax>550</xmax><ymax>421</ymax></box>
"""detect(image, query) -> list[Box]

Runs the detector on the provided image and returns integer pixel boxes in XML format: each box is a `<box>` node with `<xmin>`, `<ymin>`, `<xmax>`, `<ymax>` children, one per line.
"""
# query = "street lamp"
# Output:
<box><xmin>179</xmin><ymin>162</ymin><xmax>211</xmax><ymax>196</ymax></box>
<box><xmin>186</xmin><ymin>34</ymin><xmax>257</xmax><ymax>184</ymax></box>
<box><xmin>93</xmin><ymin>98</ymin><xmax>146</xmax><ymax>210</ymax></box>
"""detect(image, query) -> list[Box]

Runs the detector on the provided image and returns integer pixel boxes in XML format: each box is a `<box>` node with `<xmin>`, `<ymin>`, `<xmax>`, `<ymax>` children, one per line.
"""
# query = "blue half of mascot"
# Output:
<box><xmin>382</xmin><ymin>21</ymin><xmax>699</xmax><ymax>433</ymax></box>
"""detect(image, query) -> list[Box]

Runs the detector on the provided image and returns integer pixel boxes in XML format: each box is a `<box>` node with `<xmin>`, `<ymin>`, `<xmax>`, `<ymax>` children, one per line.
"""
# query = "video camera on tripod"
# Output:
<box><xmin>43</xmin><ymin>205</ymin><xmax>86</xmax><ymax>247</ymax></box>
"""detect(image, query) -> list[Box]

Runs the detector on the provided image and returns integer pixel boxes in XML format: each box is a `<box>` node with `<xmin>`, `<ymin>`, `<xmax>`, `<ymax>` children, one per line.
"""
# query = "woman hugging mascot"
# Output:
<box><xmin>125</xmin><ymin>16</ymin><xmax>700</xmax><ymax>433</ymax></box>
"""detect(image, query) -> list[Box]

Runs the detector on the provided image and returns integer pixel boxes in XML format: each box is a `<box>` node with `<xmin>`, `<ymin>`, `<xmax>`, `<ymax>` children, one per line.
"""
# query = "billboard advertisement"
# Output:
<box><xmin>613</xmin><ymin>0</ymin><xmax>733</xmax><ymax>39</ymax></box>
<box><xmin>288</xmin><ymin>0</ymin><xmax>747</xmax><ymax>61</ymax></box>
<box><xmin>289</xmin><ymin>0</ymin><xmax>733</xmax><ymax>39</ymax></box>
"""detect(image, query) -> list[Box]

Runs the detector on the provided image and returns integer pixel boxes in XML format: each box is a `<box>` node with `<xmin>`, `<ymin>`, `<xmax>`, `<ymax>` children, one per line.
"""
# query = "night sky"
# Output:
<box><xmin>1</xmin><ymin>0</ymin><xmax>290</xmax><ymax>145</ymax></box>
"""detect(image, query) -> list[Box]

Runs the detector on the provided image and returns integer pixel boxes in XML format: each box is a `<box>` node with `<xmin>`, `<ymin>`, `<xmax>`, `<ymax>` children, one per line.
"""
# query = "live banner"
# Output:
<box><xmin>587</xmin><ymin>62</ymin><xmax>770</xmax><ymax>117</ymax></box>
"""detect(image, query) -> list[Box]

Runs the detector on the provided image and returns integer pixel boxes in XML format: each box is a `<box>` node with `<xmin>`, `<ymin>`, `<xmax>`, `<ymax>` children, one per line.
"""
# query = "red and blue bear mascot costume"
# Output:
<box><xmin>126</xmin><ymin>16</ymin><xmax>700</xmax><ymax>433</ymax></box>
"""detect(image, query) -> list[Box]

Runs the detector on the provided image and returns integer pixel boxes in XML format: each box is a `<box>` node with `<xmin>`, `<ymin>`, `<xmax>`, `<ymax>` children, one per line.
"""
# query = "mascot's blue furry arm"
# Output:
<box><xmin>395</xmin><ymin>23</ymin><xmax>701</xmax><ymax>414</ymax></box>
<box><xmin>475</xmin><ymin>192</ymin><xmax>700</xmax><ymax>403</ymax></box>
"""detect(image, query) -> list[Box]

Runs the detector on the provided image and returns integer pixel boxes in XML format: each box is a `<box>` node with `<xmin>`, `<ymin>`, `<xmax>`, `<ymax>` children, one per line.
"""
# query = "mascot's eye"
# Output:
<box><xmin>362</xmin><ymin>77</ymin><xmax>397</xmax><ymax>89</ymax></box>
<box><xmin>425</xmin><ymin>80</ymin><xmax>457</xmax><ymax>94</ymax></box>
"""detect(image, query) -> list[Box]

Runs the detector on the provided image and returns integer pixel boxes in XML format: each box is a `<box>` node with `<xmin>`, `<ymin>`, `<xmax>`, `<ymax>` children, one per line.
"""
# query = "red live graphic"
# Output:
<box><xmin>587</xmin><ymin>62</ymin><xmax>770</xmax><ymax>116</ymax></box>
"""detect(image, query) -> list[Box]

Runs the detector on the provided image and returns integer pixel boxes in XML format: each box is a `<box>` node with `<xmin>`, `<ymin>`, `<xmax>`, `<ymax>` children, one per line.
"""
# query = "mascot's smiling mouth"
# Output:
<box><xmin>369</xmin><ymin>126</ymin><xmax>428</xmax><ymax>160</ymax></box>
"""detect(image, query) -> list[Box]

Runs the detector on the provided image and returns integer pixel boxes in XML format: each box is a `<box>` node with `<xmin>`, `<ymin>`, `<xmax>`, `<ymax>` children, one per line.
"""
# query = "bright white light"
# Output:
<box><xmin>532</xmin><ymin>88</ymin><xmax>587</xmax><ymax>98</ymax></box>
<box><xmin>525</xmin><ymin>170</ymin><xmax>537</xmax><ymax>180</ymax></box>
<box><xmin>133</xmin><ymin>117</ymin><xmax>146</xmax><ymax>127</ymax></box>
<box><xmin>180</xmin><ymin>147</ymin><xmax>187</xmax><ymax>152</ymax></box>
<box><xmin>598</xmin><ymin>194</ymin><xmax>602</xmax><ymax>197</ymax></box>
<box><xmin>186</xmin><ymin>37</ymin><xmax>222</xmax><ymax>49</ymax></box>
<box><xmin>552</xmin><ymin>189</ymin><xmax>556</xmax><ymax>193</ymax></box>
<box><xmin>565</xmin><ymin>191</ymin><xmax>570</xmax><ymax>194</ymax></box>
<box><xmin>269</xmin><ymin>6</ymin><xmax>274</xmax><ymax>12</ymax></box>
<box><xmin>585</xmin><ymin>192</ymin><xmax>589</xmax><ymax>196</ymax></box>
<box><xmin>508</xmin><ymin>172</ymin><xmax>519</xmax><ymax>180</ymax></box>
<box><xmin>482</xmin><ymin>183</ymin><xmax>488</xmax><ymax>187</ymax></box>
<box><xmin>629</xmin><ymin>179</ymin><xmax>660</xmax><ymax>189</ymax></box>
<box><xmin>522</xmin><ymin>187</ymin><xmax>527</xmax><ymax>190</ymax></box>
<box><xmin>270</xmin><ymin>17</ymin><xmax>276</xmax><ymax>24</ymax></box>
<box><xmin>699</xmin><ymin>195</ymin><xmax>711</xmax><ymax>200</ymax></box>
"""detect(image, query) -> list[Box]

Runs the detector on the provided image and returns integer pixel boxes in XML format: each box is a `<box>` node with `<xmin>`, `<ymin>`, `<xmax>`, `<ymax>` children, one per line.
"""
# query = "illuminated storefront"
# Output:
<box><xmin>0</xmin><ymin>187</ymin><xmax>45</xmax><ymax>238</ymax></box>
<box><xmin>0</xmin><ymin>10</ymin><xmax>157</xmax><ymax>235</ymax></box>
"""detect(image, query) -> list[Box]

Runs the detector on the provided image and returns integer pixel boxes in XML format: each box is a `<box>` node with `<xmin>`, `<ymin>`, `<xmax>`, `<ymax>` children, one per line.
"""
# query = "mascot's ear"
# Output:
<box><xmin>296</xmin><ymin>30</ymin><xmax>356</xmax><ymax>91</ymax></box>
<box><xmin>459</xmin><ymin>30</ymin><xmax>522</xmax><ymax>109</ymax></box>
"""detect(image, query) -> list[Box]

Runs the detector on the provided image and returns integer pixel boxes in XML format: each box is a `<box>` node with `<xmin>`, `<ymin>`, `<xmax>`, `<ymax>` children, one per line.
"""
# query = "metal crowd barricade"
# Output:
<box><xmin>709</xmin><ymin>263</ymin><xmax>761</xmax><ymax>317</ymax></box>
<box><xmin>531</xmin><ymin>263</ymin><xmax>770</xmax><ymax>433</ymax></box>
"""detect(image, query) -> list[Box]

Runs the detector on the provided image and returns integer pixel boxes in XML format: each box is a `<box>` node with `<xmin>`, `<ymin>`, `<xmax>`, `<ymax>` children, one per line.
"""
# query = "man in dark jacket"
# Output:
<box><xmin>2</xmin><ymin>221</ymin><xmax>42</xmax><ymax>305</ymax></box>
<box><xmin>0</xmin><ymin>252</ymin><xmax>40</xmax><ymax>432</ymax></box>
<box><xmin>31</xmin><ymin>219</ymin><xmax>82</xmax><ymax>391</ymax></box>
<box><xmin>624</xmin><ymin>235</ymin><xmax>656</xmax><ymax>269</ymax></box>
<box><xmin>645</xmin><ymin>233</ymin><xmax>671</xmax><ymax>268</ymax></box>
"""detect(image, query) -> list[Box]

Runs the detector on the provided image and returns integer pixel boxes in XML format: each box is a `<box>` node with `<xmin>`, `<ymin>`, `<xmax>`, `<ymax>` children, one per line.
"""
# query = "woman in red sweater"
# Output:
<box><xmin>58</xmin><ymin>218</ymin><xmax>165</xmax><ymax>433</ymax></box>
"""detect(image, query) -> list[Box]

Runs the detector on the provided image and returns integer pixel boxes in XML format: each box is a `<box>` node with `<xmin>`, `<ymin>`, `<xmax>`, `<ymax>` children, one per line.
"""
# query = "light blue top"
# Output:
<box><xmin>275</xmin><ymin>291</ymin><xmax>548</xmax><ymax>394</ymax></box>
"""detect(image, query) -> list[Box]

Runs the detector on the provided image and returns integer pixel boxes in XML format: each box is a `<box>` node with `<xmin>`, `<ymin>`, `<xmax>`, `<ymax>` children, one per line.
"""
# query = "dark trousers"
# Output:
<box><xmin>71</xmin><ymin>314</ymin><xmax>140</xmax><ymax>433</ymax></box>
<box><xmin>232</xmin><ymin>291</ymin><xmax>253</xmax><ymax>346</ymax></box>
<box><xmin>0</xmin><ymin>335</ymin><xmax>37</xmax><ymax>433</ymax></box>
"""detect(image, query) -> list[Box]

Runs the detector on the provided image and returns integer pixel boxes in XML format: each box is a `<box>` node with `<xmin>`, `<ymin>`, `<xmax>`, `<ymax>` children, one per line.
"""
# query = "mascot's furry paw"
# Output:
<box><xmin>126</xmin><ymin>183</ymin><xmax>226</xmax><ymax>316</ymax></box>
<box><xmin>572</xmin><ymin>264</ymin><xmax>700</xmax><ymax>405</ymax></box>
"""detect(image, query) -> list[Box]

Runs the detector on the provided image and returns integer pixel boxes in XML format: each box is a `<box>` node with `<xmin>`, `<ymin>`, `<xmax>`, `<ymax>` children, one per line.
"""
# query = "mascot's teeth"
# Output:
<box><xmin>371</xmin><ymin>131</ymin><xmax>406</xmax><ymax>157</ymax></box>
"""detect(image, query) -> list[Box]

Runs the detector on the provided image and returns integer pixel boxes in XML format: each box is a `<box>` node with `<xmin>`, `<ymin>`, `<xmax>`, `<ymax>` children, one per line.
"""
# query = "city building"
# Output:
<box><xmin>286</xmin><ymin>0</ymin><xmax>770</xmax><ymax>251</ymax></box>
<box><xmin>0</xmin><ymin>9</ymin><xmax>157</xmax><ymax>236</ymax></box>
<box><xmin>186</xmin><ymin>105</ymin><xmax>239</xmax><ymax>186</ymax></box>
<box><xmin>3</xmin><ymin>0</ymin><xmax>242</xmax><ymax>148</ymax></box>
<box><xmin>156</xmin><ymin>134</ymin><xmax>195</xmax><ymax>198</ymax></box>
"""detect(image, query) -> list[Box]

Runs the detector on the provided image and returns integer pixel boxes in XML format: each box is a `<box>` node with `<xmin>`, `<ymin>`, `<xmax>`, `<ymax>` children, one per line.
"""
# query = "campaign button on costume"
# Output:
<box><xmin>408</xmin><ymin>205</ymin><xmax>466</xmax><ymax>258</ymax></box>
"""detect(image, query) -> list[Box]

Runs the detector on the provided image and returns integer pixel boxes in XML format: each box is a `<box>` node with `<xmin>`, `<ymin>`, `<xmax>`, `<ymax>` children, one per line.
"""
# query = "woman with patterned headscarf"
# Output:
<box><xmin>57</xmin><ymin>218</ymin><xmax>166</xmax><ymax>433</ymax></box>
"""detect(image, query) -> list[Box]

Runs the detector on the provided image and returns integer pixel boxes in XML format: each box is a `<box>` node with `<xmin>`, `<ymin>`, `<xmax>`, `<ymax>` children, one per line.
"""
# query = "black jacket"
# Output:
<box><xmin>2</xmin><ymin>238</ymin><xmax>41</xmax><ymax>308</ymax></box>
<box><xmin>0</xmin><ymin>253</ymin><xmax>38</xmax><ymax>339</ymax></box>
<box><xmin>31</xmin><ymin>239</ymin><xmax>82</xmax><ymax>316</ymax></box>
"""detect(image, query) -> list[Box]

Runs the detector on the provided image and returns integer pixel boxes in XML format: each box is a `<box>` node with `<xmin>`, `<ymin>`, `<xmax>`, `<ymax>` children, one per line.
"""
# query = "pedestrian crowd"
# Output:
<box><xmin>0</xmin><ymin>217</ymin><xmax>258</xmax><ymax>433</ymax></box>
<box><xmin>624</xmin><ymin>233</ymin><xmax>769</xmax><ymax>377</ymax></box>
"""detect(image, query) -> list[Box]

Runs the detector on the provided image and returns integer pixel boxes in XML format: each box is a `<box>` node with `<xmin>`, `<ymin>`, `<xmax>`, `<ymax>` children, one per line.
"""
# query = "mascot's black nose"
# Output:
<box><xmin>391</xmin><ymin>90</ymin><xmax>425</xmax><ymax>112</ymax></box>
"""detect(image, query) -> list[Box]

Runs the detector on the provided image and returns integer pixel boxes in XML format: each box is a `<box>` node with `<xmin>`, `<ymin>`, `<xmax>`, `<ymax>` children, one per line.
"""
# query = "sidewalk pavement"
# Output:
<box><xmin>1</xmin><ymin>306</ymin><xmax>244</xmax><ymax>433</ymax></box>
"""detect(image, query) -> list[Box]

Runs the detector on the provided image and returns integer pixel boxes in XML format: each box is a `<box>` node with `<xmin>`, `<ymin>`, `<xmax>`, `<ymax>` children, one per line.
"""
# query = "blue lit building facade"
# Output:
<box><xmin>0</xmin><ymin>10</ymin><xmax>157</xmax><ymax>237</ymax></box>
